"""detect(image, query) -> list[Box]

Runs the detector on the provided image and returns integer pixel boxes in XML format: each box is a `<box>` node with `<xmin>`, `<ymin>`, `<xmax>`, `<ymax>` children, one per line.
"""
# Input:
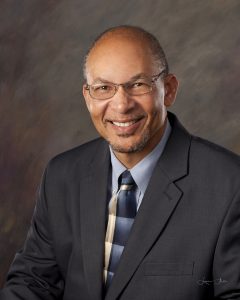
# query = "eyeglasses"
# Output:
<box><xmin>85</xmin><ymin>70</ymin><xmax>166</xmax><ymax>100</ymax></box>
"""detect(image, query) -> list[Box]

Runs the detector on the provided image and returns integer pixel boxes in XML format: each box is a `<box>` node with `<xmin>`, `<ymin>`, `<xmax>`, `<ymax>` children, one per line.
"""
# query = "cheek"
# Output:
<box><xmin>145</xmin><ymin>103</ymin><xmax>165</xmax><ymax>129</ymax></box>
<box><xmin>88</xmin><ymin>102</ymin><xmax>108</xmax><ymax>123</ymax></box>
<box><xmin>143</xmin><ymin>101</ymin><xmax>162</xmax><ymax>120</ymax></box>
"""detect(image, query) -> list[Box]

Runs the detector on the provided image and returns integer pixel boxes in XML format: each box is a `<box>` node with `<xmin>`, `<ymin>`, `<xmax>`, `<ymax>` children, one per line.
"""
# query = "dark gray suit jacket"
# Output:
<box><xmin>1</xmin><ymin>113</ymin><xmax>240</xmax><ymax>300</ymax></box>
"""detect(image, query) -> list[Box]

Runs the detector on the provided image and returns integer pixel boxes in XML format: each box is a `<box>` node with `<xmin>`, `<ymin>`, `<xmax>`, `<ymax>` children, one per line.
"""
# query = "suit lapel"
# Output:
<box><xmin>105</xmin><ymin>167</ymin><xmax>183</xmax><ymax>300</ymax></box>
<box><xmin>80</xmin><ymin>140</ymin><xmax>110</xmax><ymax>300</ymax></box>
<box><xmin>105</xmin><ymin>113</ymin><xmax>192</xmax><ymax>300</ymax></box>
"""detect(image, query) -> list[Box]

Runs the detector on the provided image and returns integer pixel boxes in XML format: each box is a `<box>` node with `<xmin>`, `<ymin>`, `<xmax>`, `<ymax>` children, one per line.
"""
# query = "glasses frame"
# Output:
<box><xmin>85</xmin><ymin>69</ymin><xmax>166</xmax><ymax>100</ymax></box>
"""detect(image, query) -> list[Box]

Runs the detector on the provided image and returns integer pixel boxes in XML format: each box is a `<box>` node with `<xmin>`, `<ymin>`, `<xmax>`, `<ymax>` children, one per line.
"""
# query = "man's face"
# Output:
<box><xmin>83</xmin><ymin>35</ymin><xmax>177</xmax><ymax>159</ymax></box>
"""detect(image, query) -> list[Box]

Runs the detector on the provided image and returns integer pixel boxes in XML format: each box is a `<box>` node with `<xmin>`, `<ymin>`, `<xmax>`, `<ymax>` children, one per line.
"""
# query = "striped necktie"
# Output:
<box><xmin>104</xmin><ymin>170</ymin><xmax>137</xmax><ymax>289</ymax></box>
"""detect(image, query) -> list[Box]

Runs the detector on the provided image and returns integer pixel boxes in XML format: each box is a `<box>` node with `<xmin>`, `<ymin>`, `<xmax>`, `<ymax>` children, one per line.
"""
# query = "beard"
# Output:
<box><xmin>108</xmin><ymin>130</ymin><xmax>150</xmax><ymax>153</ymax></box>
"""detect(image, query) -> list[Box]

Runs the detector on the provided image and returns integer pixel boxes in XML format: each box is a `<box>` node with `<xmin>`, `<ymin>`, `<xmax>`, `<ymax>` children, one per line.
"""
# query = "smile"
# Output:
<box><xmin>112</xmin><ymin>120</ymin><xmax>138</xmax><ymax>127</ymax></box>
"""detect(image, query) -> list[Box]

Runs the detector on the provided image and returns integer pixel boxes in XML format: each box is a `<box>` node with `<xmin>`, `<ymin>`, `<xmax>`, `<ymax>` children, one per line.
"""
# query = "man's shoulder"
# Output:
<box><xmin>190</xmin><ymin>134</ymin><xmax>240</xmax><ymax>174</ymax></box>
<box><xmin>168</xmin><ymin>112</ymin><xmax>240</xmax><ymax>176</ymax></box>
<box><xmin>46</xmin><ymin>137</ymin><xmax>108</xmax><ymax>173</ymax></box>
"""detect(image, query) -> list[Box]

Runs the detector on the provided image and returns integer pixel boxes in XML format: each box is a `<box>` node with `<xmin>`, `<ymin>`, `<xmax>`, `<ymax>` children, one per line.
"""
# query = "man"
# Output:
<box><xmin>1</xmin><ymin>25</ymin><xmax>240</xmax><ymax>300</ymax></box>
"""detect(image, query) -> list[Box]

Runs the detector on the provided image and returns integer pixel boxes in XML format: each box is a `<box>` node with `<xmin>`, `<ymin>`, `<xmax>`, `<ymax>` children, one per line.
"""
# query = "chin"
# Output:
<box><xmin>109</xmin><ymin>133</ymin><xmax>150</xmax><ymax>154</ymax></box>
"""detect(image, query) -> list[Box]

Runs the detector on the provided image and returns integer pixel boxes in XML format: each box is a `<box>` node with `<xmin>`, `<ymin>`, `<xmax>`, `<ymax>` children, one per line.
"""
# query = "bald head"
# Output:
<box><xmin>83</xmin><ymin>25</ymin><xmax>169</xmax><ymax>80</ymax></box>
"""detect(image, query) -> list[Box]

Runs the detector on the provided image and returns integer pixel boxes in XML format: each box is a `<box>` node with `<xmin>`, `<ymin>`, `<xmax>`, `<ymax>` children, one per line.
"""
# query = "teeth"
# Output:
<box><xmin>112</xmin><ymin>120</ymin><xmax>136</xmax><ymax>127</ymax></box>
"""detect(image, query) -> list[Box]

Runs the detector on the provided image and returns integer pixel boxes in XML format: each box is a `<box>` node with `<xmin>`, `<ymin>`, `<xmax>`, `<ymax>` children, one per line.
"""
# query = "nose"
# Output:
<box><xmin>110</xmin><ymin>86</ymin><xmax>135</xmax><ymax>113</ymax></box>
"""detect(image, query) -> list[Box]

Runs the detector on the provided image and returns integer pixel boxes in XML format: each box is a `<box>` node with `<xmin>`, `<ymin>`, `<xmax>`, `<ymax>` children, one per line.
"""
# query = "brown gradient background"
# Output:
<box><xmin>0</xmin><ymin>0</ymin><xmax>240</xmax><ymax>286</ymax></box>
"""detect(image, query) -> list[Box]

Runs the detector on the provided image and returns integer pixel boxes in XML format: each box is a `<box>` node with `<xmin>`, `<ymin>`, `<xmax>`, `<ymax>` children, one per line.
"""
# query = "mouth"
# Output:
<box><xmin>111</xmin><ymin>120</ymin><xmax>138</xmax><ymax>127</ymax></box>
<box><xmin>105</xmin><ymin>116</ymin><xmax>145</xmax><ymax>135</ymax></box>
<box><xmin>108</xmin><ymin>116</ymin><xmax>144</xmax><ymax>127</ymax></box>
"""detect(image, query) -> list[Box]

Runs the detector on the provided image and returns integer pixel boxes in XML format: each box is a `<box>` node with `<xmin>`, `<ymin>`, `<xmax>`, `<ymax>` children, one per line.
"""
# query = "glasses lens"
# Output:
<box><xmin>126</xmin><ymin>80</ymin><xmax>152</xmax><ymax>95</ymax></box>
<box><xmin>90</xmin><ymin>83</ymin><xmax>115</xmax><ymax>100</ymax></box>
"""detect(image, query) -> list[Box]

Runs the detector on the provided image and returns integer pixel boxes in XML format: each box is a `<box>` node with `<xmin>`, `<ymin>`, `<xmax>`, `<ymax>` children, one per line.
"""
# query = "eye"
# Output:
<box><xmin>129</xmin><ymin>81</ymin><xmax>149</xmax><ymax>89</ymax></box>
<box><xmin>132</xmin><ymin>82</ymin><xmax>144</xmax><ymax>88</ymax></box>
<box><xmin>92</xmin><ymin>84</ymin><xmax>112</xmax><ymax>92</ymax></box>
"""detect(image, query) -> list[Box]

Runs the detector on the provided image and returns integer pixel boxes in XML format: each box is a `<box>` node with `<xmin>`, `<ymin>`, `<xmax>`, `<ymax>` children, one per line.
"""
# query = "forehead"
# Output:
<box><xmin>86</xmin><ymin>35</ymin><xmax>157</xmax><ymax>83</ymax></box>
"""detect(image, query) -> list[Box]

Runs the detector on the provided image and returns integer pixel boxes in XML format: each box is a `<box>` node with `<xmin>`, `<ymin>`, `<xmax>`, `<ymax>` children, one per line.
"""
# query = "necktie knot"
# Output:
<box><xmin>119</xmin><ymin>170</ymin><xmax>135</xmax><ymax>187</ymax></box>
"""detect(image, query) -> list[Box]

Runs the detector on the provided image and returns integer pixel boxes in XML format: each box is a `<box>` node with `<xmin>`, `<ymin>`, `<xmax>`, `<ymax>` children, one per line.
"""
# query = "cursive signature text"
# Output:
<box><xmin>197</xmin><ymin>278</ymin><xmax>228</xmax><ymax>286</ymax></box>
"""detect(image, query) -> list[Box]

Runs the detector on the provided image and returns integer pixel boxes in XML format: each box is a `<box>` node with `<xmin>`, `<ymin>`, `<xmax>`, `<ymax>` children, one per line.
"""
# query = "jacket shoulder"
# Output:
<box><xmin>45</xmin><ymin>137</ymin><xmax>108</xmax><ymax>175</ymax></box>
<box><xmin>191</xmin><ymin>135</ymin><xmax>239</xmax><ymax>160</ymax></box>
<box><xmin>190</xmin><ymin>135</ymin><xmax>240</xmax><ymax>177</ymax></box>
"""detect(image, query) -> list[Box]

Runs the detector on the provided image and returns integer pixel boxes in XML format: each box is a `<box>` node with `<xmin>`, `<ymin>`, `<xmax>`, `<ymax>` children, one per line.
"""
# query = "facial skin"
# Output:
<box><xmin>83</xmin><ymin>32</ymin><xmax>179</xmax><ymax>168</ymax></box>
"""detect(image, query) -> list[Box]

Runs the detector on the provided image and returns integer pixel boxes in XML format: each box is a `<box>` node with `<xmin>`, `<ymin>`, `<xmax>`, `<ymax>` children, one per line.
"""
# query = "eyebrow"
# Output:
<box><xmin>91</xmin><ymin>73</ymin><xmax>149</xmax><ymax>84</ymax></box>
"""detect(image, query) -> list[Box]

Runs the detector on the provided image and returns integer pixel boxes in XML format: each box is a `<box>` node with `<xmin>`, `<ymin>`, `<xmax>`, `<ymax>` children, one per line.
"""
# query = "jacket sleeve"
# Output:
<box><xmin>0</xmin><ymin>164</ymin><xmax>64</xmax><ymax>300</ymax></box>
<box><xmin>213</xmin><ymin>187</ymin><xmax>240</xmax><ymax>299</ymax></box>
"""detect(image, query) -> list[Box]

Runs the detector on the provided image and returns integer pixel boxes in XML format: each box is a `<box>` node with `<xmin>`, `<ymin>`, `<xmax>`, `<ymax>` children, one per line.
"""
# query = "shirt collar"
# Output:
<box><xmin>110</xmin><ymin>118</ymin><xmax>172</xmax><ymax>194</ymax></box>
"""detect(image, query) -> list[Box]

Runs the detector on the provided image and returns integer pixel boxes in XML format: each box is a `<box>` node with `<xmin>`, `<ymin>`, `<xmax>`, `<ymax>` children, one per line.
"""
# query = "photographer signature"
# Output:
<box><xmin>197</xmin><ymin>278</ymin><xmax>228</xmax><ymax>286</ymax></box>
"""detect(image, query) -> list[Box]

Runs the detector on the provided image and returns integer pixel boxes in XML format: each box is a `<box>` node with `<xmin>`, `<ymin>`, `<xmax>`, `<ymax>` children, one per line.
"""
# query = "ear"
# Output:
<box><xmin>163</xmin><ymin>74</ymin><xmax>179</xmax><ymax>107</ymax></box>
<box><xmin>82</xmin><ymin>84</ymin><xmax>91</xmax><ymax>111</ymax></box>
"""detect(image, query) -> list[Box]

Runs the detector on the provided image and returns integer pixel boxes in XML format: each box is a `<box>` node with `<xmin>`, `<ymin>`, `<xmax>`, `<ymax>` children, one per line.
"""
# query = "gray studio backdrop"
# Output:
<box><xmin>0</xmin><ymin>0</ymin><xmax>239</xmax><ymax>286</ymax></box>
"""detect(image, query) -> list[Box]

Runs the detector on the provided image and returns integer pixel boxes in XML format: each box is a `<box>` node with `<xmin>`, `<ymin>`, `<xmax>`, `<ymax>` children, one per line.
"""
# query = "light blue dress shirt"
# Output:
<box><xmin>109</xmin><ymin>119</ymin><xmax>172</xmax><ymax>210</ymax></box>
